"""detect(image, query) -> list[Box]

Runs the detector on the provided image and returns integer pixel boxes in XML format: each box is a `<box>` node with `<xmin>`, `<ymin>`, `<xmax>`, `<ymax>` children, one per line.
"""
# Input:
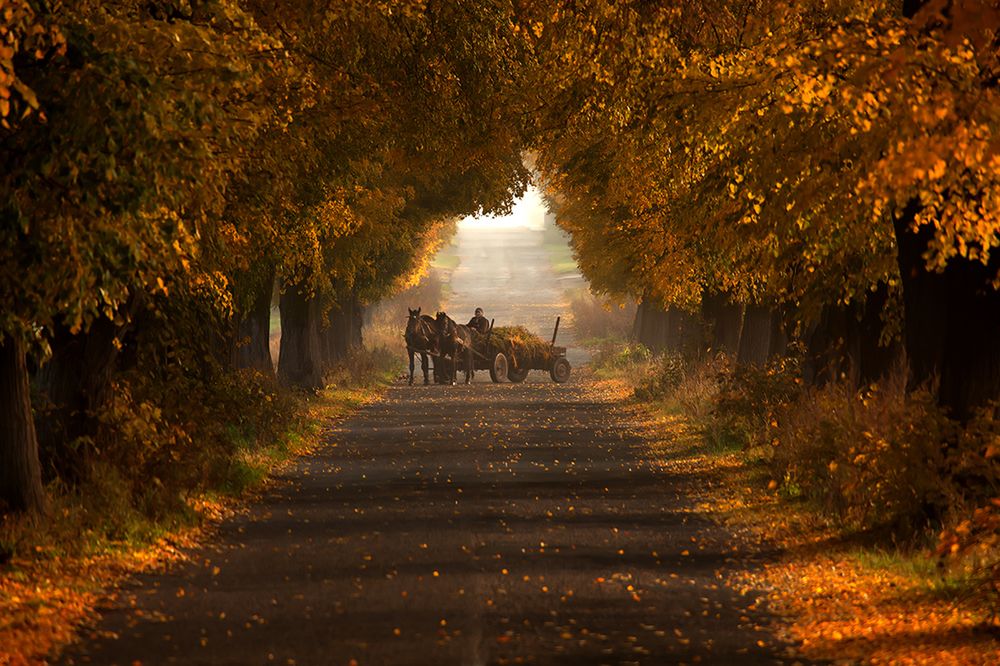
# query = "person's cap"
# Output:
<box><xmin>475</xmin><ymin>307</ymin><xmax>484</xmax><ymax>315</ymax></box>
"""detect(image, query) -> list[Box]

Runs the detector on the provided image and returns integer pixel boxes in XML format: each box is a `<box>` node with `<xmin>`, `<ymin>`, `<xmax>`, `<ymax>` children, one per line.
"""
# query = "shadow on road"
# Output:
<box><xmin>63</xmin><ymin>382</ymin><xmax>807</xmax><ymax>665</ymax></box>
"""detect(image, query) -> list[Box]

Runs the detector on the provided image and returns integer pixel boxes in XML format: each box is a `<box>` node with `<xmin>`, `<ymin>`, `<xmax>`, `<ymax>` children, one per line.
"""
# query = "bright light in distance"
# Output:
<box><xmin>458</xmin><ymin>185</ymin><xmax>548</xmax><ymax>230</ymax></box>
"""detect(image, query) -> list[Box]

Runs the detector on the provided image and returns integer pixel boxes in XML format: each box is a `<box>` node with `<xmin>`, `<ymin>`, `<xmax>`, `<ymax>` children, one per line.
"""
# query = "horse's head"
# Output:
<box><xmin>405</xmin><ymin>307</ymin><xmax>426</xmax><ymax>340</ymax></box>
<box><xmin>435</xmin><ymin>311</ymin><xmax>451</xmax><ymax>334</ymax></box>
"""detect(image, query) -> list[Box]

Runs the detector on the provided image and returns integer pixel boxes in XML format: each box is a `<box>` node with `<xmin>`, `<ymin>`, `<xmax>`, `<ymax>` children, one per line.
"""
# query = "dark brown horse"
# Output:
<box><xmin>404</xmin><ymin>307</ymin><xmax>437</xmax><ymax>385</ymax></box>
<box><xmin>435</xmin><ymin>312</ymin><xmax>473</xmax><ymax>385</ymax></box>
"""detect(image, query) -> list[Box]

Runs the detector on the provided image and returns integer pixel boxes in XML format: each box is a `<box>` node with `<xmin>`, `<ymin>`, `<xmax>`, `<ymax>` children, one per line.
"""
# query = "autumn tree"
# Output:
<box><xmin>238</xmin><ymin>0</ymin><xmax>534</xmax><ymax>388</ymax></box>
<box><xmin>0</xmin><ymin>1</ymin><xmax>65</xmax><ymax>512</ymax></box>
<box><xmin>1</xmin><ymin>0</ymin><xmax>292</xmax><ymax>510</ymax></box>
<box><xmin>531</xmin><ymin>0</ymin><xmax>1000</xmax><ymax>416</ymax></box>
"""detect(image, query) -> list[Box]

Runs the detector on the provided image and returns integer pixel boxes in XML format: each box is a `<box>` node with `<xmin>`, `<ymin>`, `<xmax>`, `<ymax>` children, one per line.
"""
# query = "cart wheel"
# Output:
<box><xmin>489</xmin><ymin>352</ymin><xmax>508</xmax><ymax>383</ymax></box>
<box><xmin>507</xmin><ymin>366</ymin><xmax>530</xmax><ymax>383</ymax></box>
<box><xmin>550</xmin><ymin>357</ymin><xmax>571</xmax><ymax>383</ymax></box>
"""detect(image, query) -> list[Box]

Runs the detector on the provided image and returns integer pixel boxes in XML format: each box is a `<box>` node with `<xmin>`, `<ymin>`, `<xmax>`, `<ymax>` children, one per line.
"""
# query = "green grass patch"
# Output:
<box><xmin>845</xmin><ymin>548</ymin><xmax>975</xmax><ymax>598</ymax></box>
<box><xmin>544</xmin><ymin>242</ymin><xmax>578</xmax><ymax>276</ymax></box>
<box><xmin>431</xmin><ymin>249</ymin><xmax>461</xmax><ymax>271</ymax></box>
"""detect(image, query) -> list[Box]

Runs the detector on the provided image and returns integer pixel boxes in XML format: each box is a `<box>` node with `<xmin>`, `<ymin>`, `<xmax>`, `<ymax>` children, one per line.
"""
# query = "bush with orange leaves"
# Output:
<box><xmin>707</xmin><ymin>355</ymin><xmax>803</xmax><ymax>452</ymax></box>
<box><xmin>768</xmin><ymin>369</ymin><xmax>997</xmax><ymax>532</ymax></box>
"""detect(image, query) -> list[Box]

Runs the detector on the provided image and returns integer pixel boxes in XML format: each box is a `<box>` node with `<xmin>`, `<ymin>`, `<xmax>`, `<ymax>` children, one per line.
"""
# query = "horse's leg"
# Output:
<box><xmin>450</xmin><ymin>349</ymin><xmax>457</xmax><ymax>385</ymax></box>
<box><xmin>421</xmin><ymin>352</ymin><xmax>430</xmax><ymax>385</ymax></box>
<box><xmin>465</xmin><ymin>348</ymin><xmax>473</xmax><ymax>384</ymax></box>
<box><xmin>408</xmin><ymin>348</ymin><xmax>415</xmax><ymax>386</ymax></box>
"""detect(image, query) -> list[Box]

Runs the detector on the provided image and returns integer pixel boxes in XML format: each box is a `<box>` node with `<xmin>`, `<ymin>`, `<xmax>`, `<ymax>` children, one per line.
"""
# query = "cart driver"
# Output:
<box><xmin>467</xmin><ymin>307</ymin><xmax>490</xmax><ymax>335</ymax></box>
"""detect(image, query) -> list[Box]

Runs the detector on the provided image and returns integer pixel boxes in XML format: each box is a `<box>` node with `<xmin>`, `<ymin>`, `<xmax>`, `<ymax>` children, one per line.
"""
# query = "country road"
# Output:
<box><xmin>441</xmin><ymin>224</ymin><xmax>590</xmax><ymax>370</ymax></box>
<box><xmin>62</xmin><ymin>379</ymin><xmax>797</xmax><ymax>665</ymax></box>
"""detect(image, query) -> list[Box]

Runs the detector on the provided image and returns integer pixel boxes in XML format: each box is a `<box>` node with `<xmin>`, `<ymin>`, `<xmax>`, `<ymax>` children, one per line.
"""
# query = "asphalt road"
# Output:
<box><xmin>61</xmin><ymin>379</ymin><xmax>798</xmax><ymax>666</ymax></box>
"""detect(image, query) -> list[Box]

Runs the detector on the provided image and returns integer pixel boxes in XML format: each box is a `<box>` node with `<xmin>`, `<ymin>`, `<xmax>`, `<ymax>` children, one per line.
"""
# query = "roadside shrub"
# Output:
<box><xmin>707</xmin><ymin>355</ymin><xmax>803</xmax><ymax>451</ymax></box>
<box><xmin>937</xmin><ymin>494</ymin><xmax>1000</xmax><ymax>613</ymax></box>
<box><xmin>633</xmin><ymin>353</ymin><xmax>688</xmax><ymax>402</ymax></box>
<box><xmin>770</xmin><ymin>370</ymin><xmax>1000</xmax><ymax>540</ymax></box>
<box><xmin>591</xmin><ymin>340</ymin><xmax>652</xmax><ymax>373</ymax></box>
<box><xmin>324</xmin><ymin>345</ymin><xmax>401</xmax><ymax>387</ymax></box>
<box><xmin>95</xmin><ymin>367</ymin><xmax>301</xmax><ymax>521</ymax></box>
<box><xmin>674</xmin><ymin>355</ymin><xmax>729</xmax><ymax>424</ymax></box>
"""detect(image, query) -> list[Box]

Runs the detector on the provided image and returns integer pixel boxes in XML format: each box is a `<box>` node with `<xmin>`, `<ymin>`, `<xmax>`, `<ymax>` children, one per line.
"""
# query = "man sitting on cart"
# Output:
<box><xmin>467</xmin><ymin>307</ymin><xmax>490</xmax><ymax>335</ymax></box>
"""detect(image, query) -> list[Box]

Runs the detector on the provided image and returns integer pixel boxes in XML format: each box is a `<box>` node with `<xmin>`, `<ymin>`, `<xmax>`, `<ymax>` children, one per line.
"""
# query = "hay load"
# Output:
<box><xmin>464</xmin><ymin>317</ymin><xmax>571</xmax><ymax>383</ymax></box>
<box><xmin>479</xmin><ymin>325</ymin><xmax>553</xmax><ymax>367</ymax></box>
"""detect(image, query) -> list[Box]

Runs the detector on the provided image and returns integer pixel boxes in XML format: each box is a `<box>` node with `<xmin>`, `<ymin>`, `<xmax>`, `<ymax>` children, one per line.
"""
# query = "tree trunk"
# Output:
<box><xmin>802</xmin><ymin>304</ymin><xmax>857</xmax><ymax>386</ymax></box>
<box><xmin>631</xmin><ymin>299</ymin><xmax>645</xmax><ymax>342</ymax></box>
<box><xmin>767</xmin><ymin>309</ymin><xmax>788</xmax><ymax>359</ymax></box>
<box><xmin>894</xmin><ymin>201</ymin><xmax>1000</xmax><ymax>419</ymax></box>
<box><xmin>634</xmin><ymin>300</ymin><xmax>665</xmax><ymax>352</ymax></box>
<box><xmin>235</xmin><ymin>272</ymin><xmax>275</xmax><ymax>375</ymax></box>
<box><xmin>277</xmin><ymin>283</ymin><xmax>325</xmax><ymax>390</ymax></box>
<box><xmin>857</xmin><ymin>282</ymin><xmax>902</xmax><ymax>385</ymax></box>
<box><xmin>736</xmin><ymin>304</ymin><xmax>773</xmax><ymax>366</ymax></box>
<box><xmin>701</xmin><ymin>292</ymin><xmax>743</xmax><ymax>355</ymax></box>
<box><xmin>668</xmin><ymin>308</ymin><xmax>702</xmax><ymax>358</ymax></box>
<box><xmin>0</xmin><ymin>335</ymin><xmax>46</xmax><ymax>514</ymax></box>
<box><xmin>800</xmin><ymin>295</ymin><xmax>898</xmax><ymax>388</ymax></box>
<box><xmin>634</xmin><ymin>299</ymin><xmax>700</xmax><ymax>357</ymax></box>
<box><xmin>321</xmin><ymin>293</ymin><xmax>366</xmax><ymax>366</ymax></box>
<box><xmin>350</xmin><ymin>296</ymin><xmax>363</xmax><ymax>349</ymax></box>
<box><xmin>34</xmin><ymin>318</ymin><xmax>121</xmax><ymax>483</ymax></box>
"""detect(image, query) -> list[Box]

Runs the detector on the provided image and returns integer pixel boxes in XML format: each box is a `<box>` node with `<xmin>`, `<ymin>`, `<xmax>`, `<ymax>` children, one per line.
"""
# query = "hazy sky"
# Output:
<box><xmin>458</xmin><ymin>184</ymin><xmax>548</xmax><ymax>230</ymax></box>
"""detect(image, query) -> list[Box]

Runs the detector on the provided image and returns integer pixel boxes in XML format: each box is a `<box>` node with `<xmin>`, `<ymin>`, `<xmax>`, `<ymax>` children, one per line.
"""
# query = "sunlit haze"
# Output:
<box><xmin>458</xmin><ymin>184</ymin><xmax>548</xmax><ymax>230</ymax></box>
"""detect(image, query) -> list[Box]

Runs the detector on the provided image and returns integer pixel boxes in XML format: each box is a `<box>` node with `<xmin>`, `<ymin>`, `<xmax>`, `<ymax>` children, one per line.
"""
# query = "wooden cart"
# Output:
<box><xmin>474</xmin><ymin>317</ymin><xmax>571</xmax><ymax>384</ymax></box>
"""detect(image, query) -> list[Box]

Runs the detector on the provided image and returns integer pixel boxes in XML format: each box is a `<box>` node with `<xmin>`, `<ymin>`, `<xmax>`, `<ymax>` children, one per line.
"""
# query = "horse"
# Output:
<box><xmin>404</xmin><ymin>307</ymin><xmax>437</xmax><ymax>385</ymax></box>
<box><xmin>435</xmin><ymin>311</ymin><xmax>474</xmax><ymax>385</ymax></box>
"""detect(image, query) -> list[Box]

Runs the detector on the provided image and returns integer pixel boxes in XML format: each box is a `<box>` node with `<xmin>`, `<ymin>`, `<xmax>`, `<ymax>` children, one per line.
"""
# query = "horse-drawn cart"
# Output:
<box><xmin>472</xmin><ymin>317</ymin><xmax>571</xmax><ymax>384</ymax></box>
<box><xmin>406</xmin><ymin>309</ymin><xmax>571</xmax><ymax>385</ymax></box>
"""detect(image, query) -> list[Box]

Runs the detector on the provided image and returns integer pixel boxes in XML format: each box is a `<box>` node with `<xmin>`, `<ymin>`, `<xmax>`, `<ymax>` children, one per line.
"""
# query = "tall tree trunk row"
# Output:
<box><xmin>278</xmin><ymin>284</ymin><xmax>365</xmax><ymax>390</ymax></box>
<box><xmin>234</xmin><ymin>270</ymin><xmax>276</xmax><ymax>375</ymax></box>
<box><xmin>736</xmin><ymin>304</ymin><xmax>773</xmax><ymax>367</ymax></box>
<box><xmin>34</xmin><ymin>318</ymin><xmax>122</xmax><ymax>482</ymax></box>
<box><xmin>701</xmin><ymin>292</ymin><xmax>744</xmax><ymax>355</ymax></box>
<box><xmin>0</xmin><ymin>335</ymin><xmax>46</xmax><ymax>514</ymax></box>
<box><xmin>633</xmin><ymin>299</ymin><xmax>701</xmax><ymax>357</ymax></box>
<box><xmin>894</xmin><ymin>201</ymin><xmax>1000</xmax><ymax>420</ymax></box>
<box><xmin>278</xmin><ymin>283</ymin><xmax>325</xmax><ymax>390</ymax></box>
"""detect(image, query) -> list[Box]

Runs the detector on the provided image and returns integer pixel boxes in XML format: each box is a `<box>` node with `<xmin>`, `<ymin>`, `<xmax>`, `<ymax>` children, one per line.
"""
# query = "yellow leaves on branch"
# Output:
<box><xmin>189</xmin><ymin>271</ymin><xmax>234</xmax><ymax>316</ymax></box>
<box><xmin>860</xmin><ymin>118</ymin><xmax>1000</xmax><ymax>269</ymax></box>
<box><xmin>0</xmin><ymin>0</ymin><xmax>65</xmax><ymax>126</ymax></box>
